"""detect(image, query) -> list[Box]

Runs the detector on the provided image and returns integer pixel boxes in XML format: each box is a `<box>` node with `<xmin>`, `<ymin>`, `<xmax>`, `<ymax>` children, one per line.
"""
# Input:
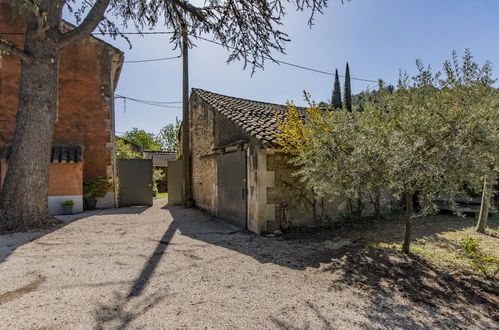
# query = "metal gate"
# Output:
<box><xmin>217</xmin><ymin>150</ymin><xmax>247</xmax><ymax>228</ymax></box>
<box><xmin>118</xmin><ymin>159</ymin><xmax>153</xmax><ymax>207</ymax></box>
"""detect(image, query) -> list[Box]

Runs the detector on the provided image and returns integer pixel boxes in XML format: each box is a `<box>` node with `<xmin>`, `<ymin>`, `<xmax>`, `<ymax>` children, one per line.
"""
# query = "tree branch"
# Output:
<box><xmin>0</xmin><ymin>37</ymin><xmax>32</xmax><ymax>63</ymax></box>
<box><xmin>60</xmin><ymin>0</ymin><xmax>110</xmax><ymax>47</ymax></box>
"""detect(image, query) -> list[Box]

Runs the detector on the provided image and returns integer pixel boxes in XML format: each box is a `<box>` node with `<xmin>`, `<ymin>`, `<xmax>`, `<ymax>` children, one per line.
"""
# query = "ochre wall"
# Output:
<box><xmin>1</xmin><ymin>162</ymin><xmax>82</xmax><ymax>196</ymax></box>
<box><xmin>0</xmin><ymin>5</ymin><xmax>118</xmax><ymax>181</ymax></box>
<box><xmin>48</xmin><ymin>163</ymin><xmax>83</xmax><ymax>196</ymax></box>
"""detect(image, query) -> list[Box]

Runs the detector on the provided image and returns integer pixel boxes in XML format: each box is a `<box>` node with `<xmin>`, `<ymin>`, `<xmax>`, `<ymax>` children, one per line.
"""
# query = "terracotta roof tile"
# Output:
<box><xmin>192</xmin><ymin>89</ymin><xmax>306</xmax><ymax>147</ymax></box>
<box><xmin>143</xmin><ymin>151</ymin><xmax>177</xmax><ymax>167</ymax></box>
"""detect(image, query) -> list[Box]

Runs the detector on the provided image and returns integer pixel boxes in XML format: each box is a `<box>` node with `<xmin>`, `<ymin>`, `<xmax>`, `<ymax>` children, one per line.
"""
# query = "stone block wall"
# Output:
<box><xmin>189</xmin><ymin>93</ymin><xmax>218</xmax><ymax>213</ymax></box>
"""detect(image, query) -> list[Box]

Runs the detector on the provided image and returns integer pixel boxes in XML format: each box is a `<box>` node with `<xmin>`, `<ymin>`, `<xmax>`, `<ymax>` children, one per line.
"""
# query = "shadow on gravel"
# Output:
<box><xmin>94</xmin><ymin>204</ymin><xmax>497</xmax><ymax>329</ymax></box>
<box><xmin>94</xmin><ymin>206</ymin><xmax>176</xmax><ymax>329</ymax></box>
<box><xmin>0</xmin><ymin>206</ymin><xmax>150</xmax><ymax>265</ymax></box>
<box><xmin>163</xmin><ymin>204</ymin><xmax>498</xmax><ymax>329</ymax></box>
<box><xmin>162</xmin><ymin>204</ymin><xmax>353</xmax><ymax>270</ymax></box>
<box><xmin>323</xmin><ymin>248</ymin><xmax>498</xmax><ymax>329</ymax></box>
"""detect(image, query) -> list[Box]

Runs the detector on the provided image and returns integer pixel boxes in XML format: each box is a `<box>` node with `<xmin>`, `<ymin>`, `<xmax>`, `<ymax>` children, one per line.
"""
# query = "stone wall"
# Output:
<box><xmin>0</xmin><ymin>5</ymin><xmax>123</xmax><ymax>207</ymax></box>
<box><xmin>247</xmin><ymin>147</ymin><xmax>277</xmax><ymax>233</ymax></box>
<box><xmin>189</xmin><ymin>92</ymin><xmax>218</xmax><ymax>213</ymax></box>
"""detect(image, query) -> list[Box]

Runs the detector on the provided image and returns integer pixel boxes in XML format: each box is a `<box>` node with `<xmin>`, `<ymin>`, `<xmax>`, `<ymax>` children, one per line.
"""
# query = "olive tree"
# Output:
<box><xmin>383</xmin><ymin>52</ymin><xmax>498</xmax><ymax>252</ymax></box>
<box><xmin>0</xmin><ymin>0</ymin><xmax>336</xmax><ymax>231</ymax></box>
<box><xmin>278</xmin><ymin>50</ymin><xmax>498</xmax><ymax>253</ymax></box>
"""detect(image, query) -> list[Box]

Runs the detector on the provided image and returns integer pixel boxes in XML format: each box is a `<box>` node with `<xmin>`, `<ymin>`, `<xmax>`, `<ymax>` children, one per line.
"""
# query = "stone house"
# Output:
<box><xmin>189</xmin><ymin>89</ymin><xmax>342</xmax><ymax>234</ymax></box>
<box><xmin>0</xmin><ymin>4</ymin><xmax>123</xmax><ymax>215</ymax></box>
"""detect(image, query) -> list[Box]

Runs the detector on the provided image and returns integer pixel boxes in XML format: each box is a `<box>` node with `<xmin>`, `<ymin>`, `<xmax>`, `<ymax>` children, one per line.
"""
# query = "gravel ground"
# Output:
<box><xmin>0</xmin><ymin>198</ymin><xmax>497</xmax><ymax>329</ymax></box>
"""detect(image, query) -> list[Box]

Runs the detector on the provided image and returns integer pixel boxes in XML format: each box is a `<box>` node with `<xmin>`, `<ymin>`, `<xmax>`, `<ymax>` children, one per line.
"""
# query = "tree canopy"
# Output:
<box><xmin>158</xmin><ymin>119</ymin><xmax>180</xmax><ymax>152</ymax></box>
<box><xmin>278</xmin><ymin>50</ymin><xmax>499</xmax><ymax>253</ymax></box>
<box><xmin>122</xmin><ymin>128</ymin><xmax>162</xmax><ymax>151</ymax></box>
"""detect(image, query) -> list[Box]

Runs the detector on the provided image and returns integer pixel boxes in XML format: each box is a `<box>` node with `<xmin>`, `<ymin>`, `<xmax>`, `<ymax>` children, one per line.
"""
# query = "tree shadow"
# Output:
<box><xmin>93</xmin><ymin>207</ymin><xmax>177</xmax><ymax>329</ymax></box>
<box><xmin>158</xmin><ymin>205</ymin><xmax>497</xmax><ymax>328</ymax></box>
<box><xmin>268</xmin><ymin>301</ymin><xmax>338</xmax><ymax>330</ymax></box>
<box><xmin>322</xmin><ymin>247</ymin><xmax>498</xmax><ymax>328</ymax></box>
<box><xmin>161</xmin><ymin>204</ymin><xmax>356</xmax><ymax>270</ymax></box>
<box><xmin>0</xmin><ymin>206</ymin><xmax>150</xmax><ymax>265</ymax></box>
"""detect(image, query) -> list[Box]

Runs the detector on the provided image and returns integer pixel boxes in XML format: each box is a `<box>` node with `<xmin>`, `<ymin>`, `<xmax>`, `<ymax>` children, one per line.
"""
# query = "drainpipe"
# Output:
<box><xmin>109</xmin><ymin>53</ymin><xmax>122</xmax><ymax>208</ymax></box>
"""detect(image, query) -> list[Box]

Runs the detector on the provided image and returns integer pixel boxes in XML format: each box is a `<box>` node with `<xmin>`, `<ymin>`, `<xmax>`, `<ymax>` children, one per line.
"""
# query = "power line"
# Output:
<box><xmin>196</xmin><ymin>36</ymin><xmax>379</xmax><ymax>83</ymax></box>
<box><xmin>115</xmin><ymin>94</ymin><xmax>181</xmax><ymax>104</ymax></box>
<box><xmin>0</xmin><ymin>31</ymin><xmax>174</xmax><ymax>35</ymax></box>
<box><xmin>115</xmin><ymin>94</ymin><xmax>182</xmax><ymax>109</ymax></box>
<box><xmin>1</xmin><ymin>30</ymin><xmax>380</xmax><ymax>82</ymax></box>
<box><xmin>124</xmin><ymin>55</ymin><xmax>181</xmax><ymax>63</ymax></box>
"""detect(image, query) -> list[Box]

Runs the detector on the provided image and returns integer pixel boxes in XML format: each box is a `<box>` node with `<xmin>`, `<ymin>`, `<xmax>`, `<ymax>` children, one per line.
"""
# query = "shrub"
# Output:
<box><xmin>153</xmin><ymin>168</ymin><xmax>165</xmax><ymax>195</ymax></box>
<box><xmin>461</xmin><ymin>236</ymin><xmax>499</xmax><ymax>279</ymax></box>
<box><xmin>83</xmin><ymin>176</ymin><xmax>111</xmax><ymax>200</ymax></box>
<box><xmin>61</xmin><ymin>200</ymin><xmax>74</xmax><ymax>206</ymax></box>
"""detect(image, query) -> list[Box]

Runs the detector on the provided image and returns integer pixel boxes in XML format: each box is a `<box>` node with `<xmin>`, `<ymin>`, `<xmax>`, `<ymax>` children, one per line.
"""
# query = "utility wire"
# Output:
<box><xmin>115</xmin><ymin>94</ymin><xmax>181</xmax><ymax>104</ymax></box>
<box><xmin>196</xmin><ymin>36</ymin><xmax>379</xmax><ymax>83</ymax></box>
<box><xmin>124</xmin><ymin>54</ymin><xmax>181</xmax><ymax>63</ymax></box>
<box><xmin>115</xmin><ymin>94</ymin><xmax>182</xmax><ymax>109</ymax></box>
<box><xmin>1</xmin><ymin>30</ymin><xmax>379</xmax><ymax>82</ymax></box>
<box><xmin>0</xmin><ymin>31</ymin><xmax>174</xmax><ymax>35</ymax></box>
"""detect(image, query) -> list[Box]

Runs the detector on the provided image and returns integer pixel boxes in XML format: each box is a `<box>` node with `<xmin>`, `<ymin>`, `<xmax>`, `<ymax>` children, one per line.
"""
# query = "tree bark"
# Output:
<box><xmin>0</xmin><ymin>0</ymin><xmax>111</xmax><ymax>231</ymax></box>
<box><xmin>476</xmin><ymin>175</ymin><xmax>494</xmax><ymax>234</ymax></box>
<box><xmin>0</xmin><ymin>26</ymin><xmax>60</xmax><ymax>231</ymax></box>
<box><xmin>371</xmin><ymin>188</ymin><xmax>381</xmax><ymax>219</ymax></box>
<box><xmin>401</xmin><ymin>192</ymin><xmax>413</xmax><ymax>254</ymax></box>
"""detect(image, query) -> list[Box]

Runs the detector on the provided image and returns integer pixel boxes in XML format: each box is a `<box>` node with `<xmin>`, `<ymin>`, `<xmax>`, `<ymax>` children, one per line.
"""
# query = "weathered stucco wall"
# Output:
<box><xmin>189</xmin><ymin>93</ymin><xmax>218</xmax><ymax>212</ymax></box>
<box><xmin>0</xmin><ymin>5</ymin><xmax>121</xmax><ymax>207</ymax></box>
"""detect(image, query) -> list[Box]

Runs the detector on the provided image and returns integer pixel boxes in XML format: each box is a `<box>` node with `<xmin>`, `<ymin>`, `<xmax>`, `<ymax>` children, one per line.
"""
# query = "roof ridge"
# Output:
<box><xmin>191</xmin><ymin>88</ymin><xmax>291</xmax><ymax>109</ymax></box>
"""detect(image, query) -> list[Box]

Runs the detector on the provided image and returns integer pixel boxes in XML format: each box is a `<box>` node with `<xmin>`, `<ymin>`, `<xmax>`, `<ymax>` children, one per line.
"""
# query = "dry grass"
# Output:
<box><xmin>353</xmin><ymin>213</ymin><xmax>499</xmax><ymax>277</ymax></box>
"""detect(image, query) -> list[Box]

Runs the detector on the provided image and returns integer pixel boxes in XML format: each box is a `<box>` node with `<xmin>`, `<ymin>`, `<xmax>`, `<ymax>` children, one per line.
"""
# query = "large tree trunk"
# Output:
<box><xmin>476</xmin><ymin>175</ymin><xmax>494</xmax><ymax>234</ymax></box>
<box><xmin>0</xmin><ymin>27</ymin><xmax>60</xmax><ymax>231</ymax></box>
<box><xmin>401</xmin><ymin>192</ymin><xmax>413</xmax><ymax>254</ymax></box>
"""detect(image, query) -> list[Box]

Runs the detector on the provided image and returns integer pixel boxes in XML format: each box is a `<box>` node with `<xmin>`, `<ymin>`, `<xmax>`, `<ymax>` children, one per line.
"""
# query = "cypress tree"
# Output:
<box><xmin>344</xmin><ymin>62</ymin><xmax>352</xmax><ymax>111</ymax></box>
<box><xmin>331</xmin><ymin>69</ymin><xmax>342</xmax><ymax>109</ymax></box>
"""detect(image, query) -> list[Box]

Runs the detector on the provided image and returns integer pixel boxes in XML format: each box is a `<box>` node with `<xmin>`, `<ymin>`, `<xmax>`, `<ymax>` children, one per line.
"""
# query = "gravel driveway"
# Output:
<box><xmin>0</xmin><ymin>199</ymin><xmax>496</xmax><ymax>329</ymax></box>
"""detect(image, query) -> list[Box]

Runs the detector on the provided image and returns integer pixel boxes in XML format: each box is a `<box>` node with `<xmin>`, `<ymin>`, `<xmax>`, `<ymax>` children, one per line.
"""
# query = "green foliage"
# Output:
<box><xmin>61</xmin><ymin>200</ymin><xmax>74</xmax><ymax>206</ymax></box>
<box><xmin>153</xmin><ymin>168</ymin><xmax>165</xmax><ymax>195</ymax></box>
<box><xmin>277</xmin><ymin>49</ymin><xmax>499</xmax><ymax>252</ymax></box>
<box><xmin>331</xmin><ymin>69</ymin><xmax>342</xmax><ymax>109</ymax></box>
<box><xmin>116</xmin><ymin>139</ymin><xmax>143</xmax><ymax>159</ymax></box>
<box><xmin>83</xmin><ymin>176</ymin><xmax>111</xmax><ymax>200</ymax></box>
<box><xmin>351</xmin><ymin>83</ymin><xmax>394</xmax><ymax>112</ymax></box>
<box><xmin>158</xmin><ymin>119</ymin><xmax>181</xmax><ymax>152</ymax></box>
<box><xmin>461</xmin><ymin>236</ymin><xmax>499</xmax><ymax>279</ymax></box>
<box><xmin>344</xmin><ymin>62</ymin><xmax>352</xmax><ymax>111</ymax></box>
<box><xmin>122</xmin><ymin>128</ymin><xmax>161</xmax><ymax>151</ymax></box>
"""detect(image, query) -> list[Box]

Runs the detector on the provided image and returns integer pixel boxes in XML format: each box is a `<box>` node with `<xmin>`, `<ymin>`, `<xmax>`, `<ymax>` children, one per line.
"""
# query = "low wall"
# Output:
<box><xmin>48</xmin><ymin>163</ymin><xmax>84</xmax><ymax>215</ymax></box>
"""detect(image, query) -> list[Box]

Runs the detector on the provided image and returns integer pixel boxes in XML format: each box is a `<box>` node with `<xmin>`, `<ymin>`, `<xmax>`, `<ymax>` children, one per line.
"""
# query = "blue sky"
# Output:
<box><xmin>71</xmin><ymin>0</ymin><xmax>499</xmax><ymax>135</ymax></box>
